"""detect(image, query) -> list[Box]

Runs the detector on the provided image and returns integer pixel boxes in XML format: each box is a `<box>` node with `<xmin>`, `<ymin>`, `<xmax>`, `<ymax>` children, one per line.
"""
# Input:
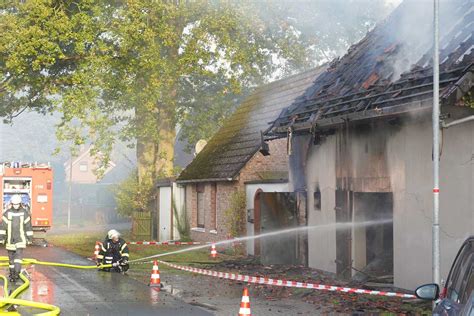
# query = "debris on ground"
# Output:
<box><xmin>204</xmin><ymin>257</ymin><xmax>431</xmax><ymax>314</ymax></box>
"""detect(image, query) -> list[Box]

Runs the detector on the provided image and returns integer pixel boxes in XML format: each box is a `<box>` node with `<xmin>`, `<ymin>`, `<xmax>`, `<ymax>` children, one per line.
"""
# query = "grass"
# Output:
<box><xmin>47</xmin><ymin>231</ymin><xmax>230</xmax><ymax>273</ymax></box>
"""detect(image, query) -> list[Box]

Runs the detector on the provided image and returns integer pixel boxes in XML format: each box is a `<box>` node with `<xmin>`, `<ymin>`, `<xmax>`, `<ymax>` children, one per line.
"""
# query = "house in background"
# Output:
<box><xmin>64</xmin><ymin>146</ymin><xmax>116</xmax><ymax>184</ymax></box>
<box><xmin>61</xmin><ymin>145</ymin><xmax>135</xmax><ymax>225</ymax></box>
<box><xmin>266</xmin><ymin>0</ymin><xmax>473</xmax><ymax>289</ymax></box>
<box><xmin>176</xmin><ymin>66</ymin><xmax>326</xmax><ymax>264</ymax></box>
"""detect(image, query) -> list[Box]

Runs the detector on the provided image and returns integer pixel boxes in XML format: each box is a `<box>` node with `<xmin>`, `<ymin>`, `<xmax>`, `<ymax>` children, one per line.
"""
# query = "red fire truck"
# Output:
<box><xmin>0</xmin><ymin>162</ymin><xmax>53</xmax><ymax>236</ymax></box>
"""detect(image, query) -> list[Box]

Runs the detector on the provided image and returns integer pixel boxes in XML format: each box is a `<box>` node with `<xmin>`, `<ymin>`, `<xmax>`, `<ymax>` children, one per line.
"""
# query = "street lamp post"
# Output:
<box><xmin>67</xmin><ymin>150</ymin><xmax>73</xmax><ymax>229</ymax></box>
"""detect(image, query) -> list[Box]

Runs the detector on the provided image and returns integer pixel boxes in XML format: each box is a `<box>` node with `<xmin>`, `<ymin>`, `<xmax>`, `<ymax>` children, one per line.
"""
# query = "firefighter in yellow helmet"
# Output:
<box><xmin>97</xmin><ymin>229</ymin><xmax>129</xmax><ymax>272</ymax></box>
<box><xmin>0</xmin><ymin>194</ymin><xmax>33</xmax><ymax>282</ymax></box>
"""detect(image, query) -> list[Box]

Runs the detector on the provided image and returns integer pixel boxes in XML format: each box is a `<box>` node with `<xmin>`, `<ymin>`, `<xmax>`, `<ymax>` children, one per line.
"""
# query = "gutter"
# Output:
<box><xmin>176</xmin><ymin>177</ymin><xmax>234</xmax><ymax>184</ymax></box>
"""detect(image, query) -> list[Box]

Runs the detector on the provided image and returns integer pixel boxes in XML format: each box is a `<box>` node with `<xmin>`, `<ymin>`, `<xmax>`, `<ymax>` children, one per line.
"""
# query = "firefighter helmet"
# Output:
<box><xmin>108</xmin><ymin>229</ymin><xmax>120</xmax><ymax>239</ymax></box>
<box><xmin>10</xmin><ymin>195</ymin><xmax>22</xmax><ymax>205</ymax></box>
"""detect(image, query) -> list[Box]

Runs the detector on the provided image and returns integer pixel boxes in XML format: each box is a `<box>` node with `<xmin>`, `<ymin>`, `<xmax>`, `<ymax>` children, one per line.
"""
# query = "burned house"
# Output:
<box><xmin>177</xmin><ymin>66</ymin><xmax>325</xmax><ymax>264</ymax></box>
<box><xmin>266</xmin><ymin>0</ymin><xmax>474</xmax><ymax>289</ymax></box>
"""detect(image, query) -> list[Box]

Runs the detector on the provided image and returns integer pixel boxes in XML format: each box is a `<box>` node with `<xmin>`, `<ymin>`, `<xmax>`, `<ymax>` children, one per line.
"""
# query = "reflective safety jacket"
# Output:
<box><xmin>0</xmin><ymin>206</ymin><xmax>33</xmax><ymax>250</ymax></box>
<box><xmin>97</xmin><ymin>237</ymin><xmax>129</xmax><ymax>265</ymax></box>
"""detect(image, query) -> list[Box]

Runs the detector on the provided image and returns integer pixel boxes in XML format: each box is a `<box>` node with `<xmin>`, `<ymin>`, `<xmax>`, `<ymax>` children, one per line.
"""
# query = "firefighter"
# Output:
<box><xmin>97</xmin><ymin>229</ymin><xmax>129</xmax><ymax>272</ymax></box>
<box><xmin>0</xmin><ymin>194</ymin><xmax>33</xmax><ymax>283</ymax></box>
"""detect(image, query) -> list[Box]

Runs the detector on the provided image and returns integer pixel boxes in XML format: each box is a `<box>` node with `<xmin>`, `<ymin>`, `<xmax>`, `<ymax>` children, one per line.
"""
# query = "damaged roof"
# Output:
<box><xmin>177</xmin><ymin>66</ymin><xmax>326</xmax><ymax>183</ymax></box>
<box><xmin>269</xmin><ymin>0</ymin><xmax>474</xmax><ymax>136</ymax></box>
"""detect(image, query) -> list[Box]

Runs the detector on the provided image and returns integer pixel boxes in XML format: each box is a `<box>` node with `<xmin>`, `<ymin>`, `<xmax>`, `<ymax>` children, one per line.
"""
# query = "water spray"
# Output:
<box><xmin>129</xmin><ymin>219</ymin><xmax>393</xmax><ymax>263</ymax></box>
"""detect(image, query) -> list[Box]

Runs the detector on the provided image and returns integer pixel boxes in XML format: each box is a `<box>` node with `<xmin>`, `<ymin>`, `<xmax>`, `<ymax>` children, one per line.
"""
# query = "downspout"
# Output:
<box><xmin>441</xmin><ymin>115</ymin><xmax>474</xmax><ymax>129</ymax></box>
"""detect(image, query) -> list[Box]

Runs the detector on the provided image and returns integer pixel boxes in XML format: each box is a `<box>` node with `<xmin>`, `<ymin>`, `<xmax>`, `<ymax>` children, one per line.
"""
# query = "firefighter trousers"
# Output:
<box><xmin>8</xmin><ymin>248</ymin><xmax>23</xmax><ymax>275</ymax></box>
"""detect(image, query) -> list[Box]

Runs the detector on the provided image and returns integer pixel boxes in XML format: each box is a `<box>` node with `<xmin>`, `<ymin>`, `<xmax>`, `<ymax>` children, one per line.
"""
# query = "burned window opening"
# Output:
<box><xmin>313</xmin><ymin>189</ymin><xmax>321</xmax><ymax>211</ymax></box>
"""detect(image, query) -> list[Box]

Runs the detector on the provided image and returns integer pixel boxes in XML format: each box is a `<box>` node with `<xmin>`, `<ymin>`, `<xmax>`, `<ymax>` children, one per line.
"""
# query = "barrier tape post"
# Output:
<box><xmin>239</xmin><ymin>287</ymin><xmax>251</xmax><ymax>316</ymax></box>
<box><xmin>93</xmin><ymin>241</ymin><xmax>100</xmax><ymax>260</ymax></box>
<box><xmin>149</xmin><ymin>260</ymin><xmax>161</xmax><ymax>289</ymax></box>
<box><xmin>210</xmin><ymin>243</ymin><xmax>217</xmax><ymax>259</ymax></box>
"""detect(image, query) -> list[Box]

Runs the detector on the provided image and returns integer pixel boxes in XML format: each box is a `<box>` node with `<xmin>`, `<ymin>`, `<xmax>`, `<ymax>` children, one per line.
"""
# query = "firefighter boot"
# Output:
<box><xmin>9</xmin><ymin>271</ymin><xmax>19</xmax><ymax>284</ymax></box>
<box><xmin>8</xmin><ymin>269</ymin><xmax>16</xmax><ymax>283</ymax></box>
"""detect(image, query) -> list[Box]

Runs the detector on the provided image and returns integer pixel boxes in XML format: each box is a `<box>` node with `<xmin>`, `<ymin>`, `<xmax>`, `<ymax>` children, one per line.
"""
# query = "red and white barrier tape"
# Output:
<box><xmin>157</xmin><ymin>260</ymin><xmax>416</xmax><ymax>299</ymax></box>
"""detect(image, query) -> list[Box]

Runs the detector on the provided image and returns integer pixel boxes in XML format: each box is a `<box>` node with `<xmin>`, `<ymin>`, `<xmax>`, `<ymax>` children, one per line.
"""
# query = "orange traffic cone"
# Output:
<box><xmin>239</xmin><ymin>287</ymin><xmax>251</xmax><ymax>316</ymax></box>
<box><xmin>93</xmin><ymin>242</ymin><xmax>100</xmax><ymax>260</ymax></box>
<box><xmin>210</xmin><ymin>243</ymin><xmax>217</xmax><ymax>259</ymax></box>
<box><xmin>149</xmin><ymin>260</ymin><xmax>161</xmax><ymax>289</ymax></box>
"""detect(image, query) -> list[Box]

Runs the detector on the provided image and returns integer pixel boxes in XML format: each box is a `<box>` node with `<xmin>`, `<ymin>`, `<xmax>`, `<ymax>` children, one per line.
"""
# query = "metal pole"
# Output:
<box><xmin>67</xmin><ymin>151</ymin><xmax>73</xmax><ymax>229</ymax></box>
<box><xmin>432</xmin><ymin>0</ymin><xmax>440</xmax><ymax>286</ymax></box>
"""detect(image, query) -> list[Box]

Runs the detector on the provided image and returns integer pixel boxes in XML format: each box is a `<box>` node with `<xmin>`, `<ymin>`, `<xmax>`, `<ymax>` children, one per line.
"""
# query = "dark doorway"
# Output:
<box><xmin>354</xmin><ymin>192</ymin><xmax>394</xmax><ymax>280</ymax></box>
<box><xmin>259</xmin><ymin>192</ymin><xmax>298</xmax><ymax>265</ymax></box>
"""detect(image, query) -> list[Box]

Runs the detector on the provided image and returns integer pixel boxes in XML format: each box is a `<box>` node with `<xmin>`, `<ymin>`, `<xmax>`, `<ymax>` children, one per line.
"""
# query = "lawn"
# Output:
<box><xmin>47</xmin><ymin>231</ymin><xmax>236</xmax><ymax>273</ymax></box>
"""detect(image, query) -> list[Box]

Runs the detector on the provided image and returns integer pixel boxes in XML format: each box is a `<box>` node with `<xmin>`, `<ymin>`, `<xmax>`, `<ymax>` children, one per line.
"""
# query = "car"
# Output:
<box><xmin>415</xmin><ymin>236</ymin><xmax>474</xmax><ymax>315</ymax></box>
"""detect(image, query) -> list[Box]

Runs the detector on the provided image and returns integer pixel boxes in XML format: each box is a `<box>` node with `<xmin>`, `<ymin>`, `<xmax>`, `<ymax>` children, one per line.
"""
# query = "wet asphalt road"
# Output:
<box><xmin>0</xmin><ymin>246</ymin><xmax>211</xmax><ymax>316</ymax></box>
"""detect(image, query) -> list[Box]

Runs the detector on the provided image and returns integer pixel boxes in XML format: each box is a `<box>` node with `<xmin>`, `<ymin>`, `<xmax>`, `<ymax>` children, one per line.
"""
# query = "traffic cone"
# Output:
<box><xmin>210</xmin><ymin>243</ymin><xmax>217</xmax><ymax>259</ymax></box>
<box><xmin>238</xmin><ymin>287</ymin><xmax>251</xmax><ymax>316</ymax></box>
<box><xmin>149</xmin><ymin>260</ymin><xmax>161</xmax><ymax>289</ymax></box>
<box><xmin>93</xmin><ymin>242</ymin><xmax>100</xmax><ymax>260</ymax></box>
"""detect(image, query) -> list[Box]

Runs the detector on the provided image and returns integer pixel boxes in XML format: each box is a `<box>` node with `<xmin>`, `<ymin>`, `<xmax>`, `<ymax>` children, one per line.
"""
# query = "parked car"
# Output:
<box><xmin>415</xmin><ymin>236</ymin><xmax>474</xmax><ymax>315</ymax></box>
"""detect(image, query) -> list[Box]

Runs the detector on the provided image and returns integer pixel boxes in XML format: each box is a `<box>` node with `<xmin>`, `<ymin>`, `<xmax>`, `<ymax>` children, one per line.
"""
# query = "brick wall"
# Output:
<box><xmin>183</xmin><ymin>138</ymin><xmax>289</xmax><ymax>243</ymax></box>
<box><xmin>238</xmin><ymin>139</ymin><xmax>288</xmax><ymax>184</ymax></box>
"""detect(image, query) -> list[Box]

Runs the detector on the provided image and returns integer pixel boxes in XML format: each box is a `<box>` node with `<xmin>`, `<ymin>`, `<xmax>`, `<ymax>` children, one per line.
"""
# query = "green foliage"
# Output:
<box><xmin>0</xmin><ymin>0</ymin><xmax>393</xmax><ymax>176</ymax></box>
<box><xmin>223</xmin><ymin>190</ymin><xmax>246</xmax><ymax>238</ymax></box>
<box><xmin>114</xmin><ymin>170</ymin><xmax>154</xmax><ymax>216</ymax></box>
<box><xmin>172</xmin><ymin>197</ymin><xmax>190</xmax><ymax>242</ymax></box>
<box><xmin>462</xmin><ymin>91</ymin><xmax>474</xmax><ymax>108</ymax></box>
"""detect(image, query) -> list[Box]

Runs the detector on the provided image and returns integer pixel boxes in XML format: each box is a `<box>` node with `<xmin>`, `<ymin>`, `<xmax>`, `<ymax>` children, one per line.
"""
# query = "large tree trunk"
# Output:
<box><xmin>136</xmin><ymin>106</ymin><xmax>176</xmax><ymax>186</ymax></box>
<box><xmin>156</xmin><ymin>116</ymin><xmax>175</xmax><ymax>178</ymax></box>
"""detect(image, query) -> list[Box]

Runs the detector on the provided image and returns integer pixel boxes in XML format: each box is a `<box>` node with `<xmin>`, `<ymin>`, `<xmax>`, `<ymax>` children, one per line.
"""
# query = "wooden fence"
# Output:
<box><xmin>131</xmin><ymin>211</ymin><xmax>152</xmax><ymax>240</ymax></box>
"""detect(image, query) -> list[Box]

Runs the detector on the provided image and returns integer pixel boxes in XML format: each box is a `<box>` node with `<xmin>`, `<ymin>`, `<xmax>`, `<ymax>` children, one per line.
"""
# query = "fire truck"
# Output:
<box><xmin>0</xmin><ymin>162</ymin><xmax>53</xmax><ymax>237</ymax></box>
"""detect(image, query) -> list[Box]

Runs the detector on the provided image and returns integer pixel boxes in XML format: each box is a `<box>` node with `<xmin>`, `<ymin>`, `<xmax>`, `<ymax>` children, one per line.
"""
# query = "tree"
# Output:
<box><xmin>1</xmin><ymin>0</ymin><xmax>394</xmax><ymax>187</ymax></box>
<box><xmin>1</xmin><ymin>0</ymin><xmax>311</xmax><ymax>182</ymax></box>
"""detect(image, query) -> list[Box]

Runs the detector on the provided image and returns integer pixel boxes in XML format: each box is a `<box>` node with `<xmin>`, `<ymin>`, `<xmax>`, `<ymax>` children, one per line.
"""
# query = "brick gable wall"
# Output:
<box><xmin>184</xmin><ymin>138</ymin><xmax>288</xmax><ymax>243</ymax></box>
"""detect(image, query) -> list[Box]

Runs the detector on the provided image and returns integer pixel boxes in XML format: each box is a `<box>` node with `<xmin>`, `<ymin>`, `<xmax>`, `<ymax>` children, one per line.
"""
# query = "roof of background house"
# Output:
<box><xmin>268</xmin><ymin>0</ymin><xmax>474</xmax><ymax>136</ymax></box>
<box><xmin>177</xmin><ymin>66</ymin><xmax>327</xmax><ymax>183</ymax></box>
<box><xmin>173</xmin><ymin>129</ymin><xmax>195</xmax><ymax>170</ymax></box>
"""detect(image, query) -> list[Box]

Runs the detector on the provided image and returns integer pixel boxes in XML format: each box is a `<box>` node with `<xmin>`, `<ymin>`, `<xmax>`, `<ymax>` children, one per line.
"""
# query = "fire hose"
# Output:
<box><xmin>0</xmin><ymin>272</ymin><xmax>60</xmax><ymax>315</ymax></box>
<box><xmin>0</xmin><ymin>257</ymin><xmax>113</xmax><ymax>315</ymax></box>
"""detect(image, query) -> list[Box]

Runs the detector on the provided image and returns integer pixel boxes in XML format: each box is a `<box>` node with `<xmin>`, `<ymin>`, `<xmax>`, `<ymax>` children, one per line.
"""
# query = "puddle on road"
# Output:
<box><xmin>0</xmin><ymin>266</ymin><xmax>56</xmax><ymax>315</ymax></box>
<box><xmin>25</xmin><ymin>266</ymin><xmax>56</xmax><ymax>304</ymax></box>
<box><xmin>149</xmin><ymin>282</ymin><xmax>183</xmax><ymax>306</ymax></box>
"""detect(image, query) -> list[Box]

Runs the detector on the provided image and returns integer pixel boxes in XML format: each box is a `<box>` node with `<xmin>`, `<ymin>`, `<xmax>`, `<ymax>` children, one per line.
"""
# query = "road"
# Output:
<box><xmin>0</xmin><ymin>246</ymin><xmax>211</xmax><ymax>316</ymax></box>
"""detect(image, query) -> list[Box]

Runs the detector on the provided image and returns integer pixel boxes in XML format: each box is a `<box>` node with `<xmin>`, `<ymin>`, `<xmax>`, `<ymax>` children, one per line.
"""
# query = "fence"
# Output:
<box><xmin>131</xmin><ymin>211</ymin><xmax>152</xmax><ymax>240</ymax></box>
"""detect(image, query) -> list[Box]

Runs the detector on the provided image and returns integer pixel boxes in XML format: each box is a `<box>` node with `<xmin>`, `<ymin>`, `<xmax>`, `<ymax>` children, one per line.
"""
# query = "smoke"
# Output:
<box><xmin>383</xmin><ymin>0</ymin><xmax>466</xmax><ymax>80</ymax></box>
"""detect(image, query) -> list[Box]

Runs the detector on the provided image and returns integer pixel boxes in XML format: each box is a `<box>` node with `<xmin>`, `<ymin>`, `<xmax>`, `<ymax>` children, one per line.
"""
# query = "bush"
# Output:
<box><xmin>113</xmin><ymin>169</ymin><xmax>154</xmax><ymax>216</ymax></box>
<box><xmin>223</xmin><ymin>189</ymin><xmax>246</xmax><ymax>238</ymax></box>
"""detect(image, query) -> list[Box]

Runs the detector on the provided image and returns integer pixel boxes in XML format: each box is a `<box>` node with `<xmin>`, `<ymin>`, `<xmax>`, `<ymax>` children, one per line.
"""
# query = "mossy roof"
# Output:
<box><xmin>177</xmin><ymin>66</ymin><xmax>326</xmax><ymax>182</ymax></box>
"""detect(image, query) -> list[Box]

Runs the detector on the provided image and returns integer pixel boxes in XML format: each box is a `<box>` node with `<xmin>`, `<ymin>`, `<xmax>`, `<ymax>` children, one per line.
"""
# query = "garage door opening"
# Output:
<box><xmin>353</xmin><ymin>192</ymin><xmax>394</xmax><ymax>283</ymax></box>
<box><xmin>258</xmin><ymin>192</ymin><xmax>298</xmax><ymax>265</ymax></box>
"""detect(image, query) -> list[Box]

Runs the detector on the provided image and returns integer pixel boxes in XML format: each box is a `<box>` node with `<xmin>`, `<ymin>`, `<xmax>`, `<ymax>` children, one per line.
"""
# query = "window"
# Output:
<box><xmin>314</xmin><ymin>189</ymin><xmax>321</xmax><ymax>211</ymax></box>
<box><xmin>210</xmin><ymin>183</ymin><xmax>217</xmax><ymax>230</ymax></box>
<box><xmin>196</xmin><ymin>183</ymin><xmax>205</xmax><ymax>228</ymax></box>
<box><xmin>447</xmin><ymin>241</ymin><xmax>474</xmax><ymax>304</ymax></box>
<box><xmin>79</xmin><ymin>162</ymin><xmax>88</xmax><ymax>172</ymax></box>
